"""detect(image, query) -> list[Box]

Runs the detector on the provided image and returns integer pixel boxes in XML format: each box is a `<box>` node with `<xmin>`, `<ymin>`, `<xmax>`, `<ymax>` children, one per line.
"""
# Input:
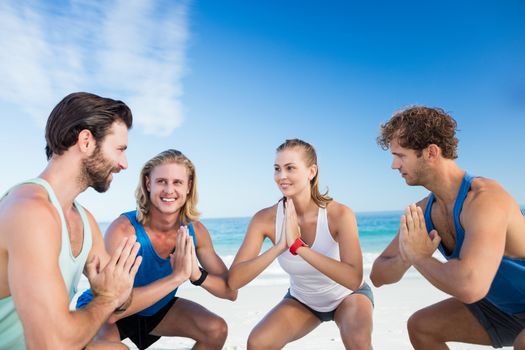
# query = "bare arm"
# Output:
<box><xmin>107</xmin><ymin>216</ymin><xmax>192</xmax><ymax>323</ymax></box>
<box><xmin>403</xmin><ymin>192</ymin><xmax>508</xmax><ymax>303</ymax></box>
<box><xmin>190</xmin><ymin>222</ymin><xmax>237</xmax><ymax>300</ymax></box>
<box><xmin>7</xmin><ymin>201</ymin><xmax>140</xmax><ymax>349</ymax></box>
<box><xmin>369</xmin><ymin>198</ymin><xmax>431</xmax><ymax>287</ymax></box>
<box><xmin>228</xmin><ymin>207</ymin><xmax>287</xmax><ymax>290</ymax></box>
<box><xmin>369</xmin><ymin>232</ymin><xmax>412</xmax><ymax>287</ymax></box>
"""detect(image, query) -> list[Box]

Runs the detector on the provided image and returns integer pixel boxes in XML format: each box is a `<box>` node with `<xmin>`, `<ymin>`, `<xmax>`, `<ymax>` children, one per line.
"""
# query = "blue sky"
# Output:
<box><xmin>1</xmin><ymin>0</ymin><xmax>524</xmax><ymax>221</ymax></box>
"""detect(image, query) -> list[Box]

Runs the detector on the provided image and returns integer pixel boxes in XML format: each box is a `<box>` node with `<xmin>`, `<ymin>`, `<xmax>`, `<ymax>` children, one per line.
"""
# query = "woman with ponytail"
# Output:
<box><xmin>229</xmin><ymin>139</ymin><xmax>373</xmax><ymax>349</ymax></box>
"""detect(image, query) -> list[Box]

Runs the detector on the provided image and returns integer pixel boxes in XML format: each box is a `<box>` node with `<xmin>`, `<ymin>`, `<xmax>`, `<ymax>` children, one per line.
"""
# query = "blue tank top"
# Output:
<box><xmin>76</xmin><ymin>210</ymin><xmax>196</xmax><ymax>316</ymax></box>
<box><xmin>424</xmin><ymin>172</ymin><xmax>525</xmax><ymax>315</ymax></box>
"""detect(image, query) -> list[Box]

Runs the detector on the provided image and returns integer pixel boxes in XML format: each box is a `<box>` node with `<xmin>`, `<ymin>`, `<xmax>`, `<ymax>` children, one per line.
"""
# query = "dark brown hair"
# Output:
<box><xmin>276</xmin><ymin>139</ymin><xmax>332</xmax><ymax>207</ymax></box>
<box><xmin>377</xmin><ymin>106</ymin><xmax>458</xmax><ymax>159</ymax></box>
<box><xmin>45</xmin><ymin>92</ymin><xmax>132</xmax><ymax>160</ymax></box>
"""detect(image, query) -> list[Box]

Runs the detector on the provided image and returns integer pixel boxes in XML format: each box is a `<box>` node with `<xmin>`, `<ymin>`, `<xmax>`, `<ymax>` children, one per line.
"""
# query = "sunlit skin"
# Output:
<box><xmin>229</xmin><ymin>146</ymin><xmax>373</xmax><ymax>350</ymax></box>
<box><xmin>80</xmin><ymin>121</ymin><xmax>129</xmax><ymax>192</ymax></box>
<box><xmin>371</xmin><ymin>134</ymin><xmax>525</xmax><ymax>350</ymax></box>
<box><xmin>0</xmin><ymin>120</ymin><xmax>141</xmax><ymax>349</ymax></box>
<box><xmin>86</xmin><ymin>159</ymin><xmax>236</xmax><ymax>350</ymax></box>
<box><xmin>274</xmin><ymin>148</ymin><xmax>318</xmax><ymax>217</ymax></box>
<box><xmin>146</xmin><ymin>163</ymin><xmax>191</xmax><ymax>218</ymax></box>
<box><xmin>389</xmin><ymin>138</ymin><xmax>428</xmax><ymax>186</ymax></box>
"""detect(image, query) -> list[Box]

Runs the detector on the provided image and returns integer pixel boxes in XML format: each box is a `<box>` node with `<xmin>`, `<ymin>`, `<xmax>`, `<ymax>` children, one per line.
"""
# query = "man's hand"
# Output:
<box><xmin>399</xmin><ymin>204</ymin><xmax>441</xmax><ymax>264</ymax></box>
<box><xmin>87</xmin><ymin>236</ymin><xmax>142</xmax><ymax>307</ymax></box>
<box><xmin>170</xmin><ymin>228</ymin><xmax>192</xmax><ymax>283</ymax></box>
<box><xmin>184</xmin><ymin>226</ymin><xmax>202</xmax><ymax>282</ymax></box>
<box><xmin>284</xmin><ymin>198</ymin><xmax>301</xmax><ymax>246</ymax></box>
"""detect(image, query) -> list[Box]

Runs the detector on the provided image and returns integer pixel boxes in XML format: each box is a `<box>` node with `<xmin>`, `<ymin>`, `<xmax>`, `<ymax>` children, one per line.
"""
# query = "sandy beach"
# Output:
<box><xmin>115</xmin><ymin>274</ymin><xmax>511</xmax><ymax>350</ymax></box>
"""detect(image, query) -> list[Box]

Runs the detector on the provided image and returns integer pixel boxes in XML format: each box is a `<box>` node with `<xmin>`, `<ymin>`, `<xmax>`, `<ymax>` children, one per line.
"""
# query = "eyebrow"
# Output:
<box><xmin>156</xmin><ymin>177</ymin><xmax>184</xmax><ymax>182</ymax></box>
<box><xmin>274</xmin><ymin>162</ymin><xmax>296</xmax><ymax>167</ymax></box>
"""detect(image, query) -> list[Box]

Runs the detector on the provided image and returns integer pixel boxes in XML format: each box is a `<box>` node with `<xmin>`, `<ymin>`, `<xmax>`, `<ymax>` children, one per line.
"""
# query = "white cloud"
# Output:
<box><xmin>0</xmin><ymin>0</ymin><xmax>190</xmax><ymax>135</ymax></box>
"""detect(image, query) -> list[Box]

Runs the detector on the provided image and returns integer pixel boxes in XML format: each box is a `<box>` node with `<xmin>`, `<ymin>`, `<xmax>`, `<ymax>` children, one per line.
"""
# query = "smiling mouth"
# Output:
<box><xmin>161</xmin><ymin>198</ymin><xmax>176</xmax><ymax>202</ymax></box>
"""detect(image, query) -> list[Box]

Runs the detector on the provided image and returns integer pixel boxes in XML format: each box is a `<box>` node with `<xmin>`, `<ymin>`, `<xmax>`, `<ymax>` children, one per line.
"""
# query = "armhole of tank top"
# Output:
<box><xmin>74</xmin><ymin>202</ymin><xmax>93</xmax><ymax>255</ymax></box>
<box><xmin>275</xmin><ymin>201</ymin><xmax>284</xmax><ymax>244</ymax></box>
<box><xmin>321</xmin><ymin>205</ymin><xmax>337</xmax><ymax>245</ymax></box>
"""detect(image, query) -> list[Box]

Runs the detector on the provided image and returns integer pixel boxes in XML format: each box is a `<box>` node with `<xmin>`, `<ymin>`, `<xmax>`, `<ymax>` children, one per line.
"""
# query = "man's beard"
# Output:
<box><xmin>80</xmin><ymin>147</ymin><xmax>116</xmax><ymax>193</ymax></box>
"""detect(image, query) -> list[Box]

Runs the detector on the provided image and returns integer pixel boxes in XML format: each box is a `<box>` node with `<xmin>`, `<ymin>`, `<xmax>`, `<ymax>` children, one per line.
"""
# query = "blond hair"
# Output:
<box><xmin>276</xmin><ymin>139</ymin><xmax>332</xmax><ymax>207</ymax></box>
<box><xmin>135</xmin><ymin>149</ymin><xmax>200</xmax><ymax>225</ymax></box>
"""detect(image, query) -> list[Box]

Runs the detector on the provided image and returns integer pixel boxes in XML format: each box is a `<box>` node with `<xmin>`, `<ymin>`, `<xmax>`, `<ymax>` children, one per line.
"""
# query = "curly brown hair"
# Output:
<box><xmin>377</xmin><ymin>106</ymin><xmax>459</xmax><ymax>159</ymax></box>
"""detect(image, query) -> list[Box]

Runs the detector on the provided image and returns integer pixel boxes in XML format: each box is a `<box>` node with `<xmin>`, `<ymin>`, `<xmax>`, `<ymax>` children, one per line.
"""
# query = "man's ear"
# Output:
<box><xmin>426</xmin><ymin>144</ymin><xmax>441</xmax><ymax>160</ymax></box>
<box><xmin>145</xmin><ymin>176</ymin><xmax>151</xmax><ymax>192</ymax></box>
<box><xmin>78</xmin><ymin>129</ymin><xmax>95</xmax><ymax>154</ymax></box>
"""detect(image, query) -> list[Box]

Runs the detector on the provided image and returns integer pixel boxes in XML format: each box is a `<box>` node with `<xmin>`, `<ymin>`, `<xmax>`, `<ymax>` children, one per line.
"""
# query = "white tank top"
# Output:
<box><xmin>275</xmin><ymin>200</ymin><xmax>356</xmax><ymax>312</ymax></box>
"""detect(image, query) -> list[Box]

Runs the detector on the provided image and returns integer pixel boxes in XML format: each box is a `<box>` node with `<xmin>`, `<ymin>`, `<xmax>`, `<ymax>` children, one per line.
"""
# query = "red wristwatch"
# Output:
<box><xmin>289</xmin><ymin>238</ymin><xmax>308</xmax><ymax>255</ymax></box>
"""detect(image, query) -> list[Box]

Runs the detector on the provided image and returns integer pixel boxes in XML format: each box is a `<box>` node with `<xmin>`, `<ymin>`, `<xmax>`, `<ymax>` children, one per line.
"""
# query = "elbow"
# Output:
<box><xmin>349</xmin><ymin>270</ymin><xmax>364</xmax><ymax>291</ymax></box>
<box><xmin>227</xmin><ymin>273</ymin><xmax>240</xmax><ymax>291</ymax></box>
<box><xmin>369</xmin><ymin>273</ymin><xmax>383</xmax><ymax>288</ymax></box>
<box><xmin>227</xmin><ymin>289</ymin><xmax>238</xmax><ymax>301</ymax></box>
<box><xmin>455</xmin><ymin>269</ymin><xmax>491</xmax><ymax>304</ymax></box>
<box><xmin>27</xmin><ymin>332</ymin><xmax>81</xmax><ymax>350</ymax></box>
<box><xmin>456</xmin><ymin>285</ymin><xmax>489</xmax><ymax>304</ymax></box>
<box><xmin>370</xmin><ymin>265</ymin><xmax>389</xmax><ymax>288</ymax></box>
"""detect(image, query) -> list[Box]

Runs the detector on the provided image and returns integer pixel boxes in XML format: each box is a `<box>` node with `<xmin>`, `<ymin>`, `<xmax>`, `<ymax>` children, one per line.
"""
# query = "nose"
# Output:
<box><xmin>119</xmin><ymin>153</ymin><xmax>128</xmax><ymax>170</ymax></box>
<box><xmin>391</xmin><ymin>157</ymin><xmax>400</xmax><ymax>170</ymax></box>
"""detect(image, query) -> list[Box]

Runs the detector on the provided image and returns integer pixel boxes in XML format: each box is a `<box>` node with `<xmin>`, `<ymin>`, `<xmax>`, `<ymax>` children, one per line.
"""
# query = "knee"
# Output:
<box><xmin>205</xmin><ymin>316</ymin><xmax>228</xmax><ymax>344</ymax></box>
<box><xmin>347</xmin><ymin>332</ymin><xmax>372</xmax><ymax>350</ymax></box>
<box><xmin>340</xmin><ymin>324</ymin><xmax>372</xmax><ymax>350</ymax></box>
<box><xmin>247</xmin><ymin>328</ymin><xmax>273</xmax><ymax>350</ymax></box>
<box><xmin>407</xmin><ymin>310</ymin><xmax>431</xmax><ymax>340</ymax></box>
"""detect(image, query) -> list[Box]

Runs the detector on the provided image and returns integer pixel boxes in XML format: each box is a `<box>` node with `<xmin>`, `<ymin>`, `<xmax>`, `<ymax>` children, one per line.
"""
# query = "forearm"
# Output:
<box><xmin>199</xmin><ymin>273</ymin><xmax>238</xmax><ymax>301</ymax></box>
<box><xmin>413</xmin><ymin>257</ymin><xmax>487</xmax><ymax>303</ymax></box>
<box><xmin>31</xmin><ymin>295</ymin><xmax>119</xmax><ymax>349</ymax></box>
<box><xmin>108</xmin><ymin>275</ymin><xmax>184</xmax><ymax>322</ymax></box>
<box><xmin>370</xmin><ymin>254</ymin><xmax>411</xmax><ymax>287</ymax></box>
<box><xmin>228</xmin><ymin>245</ymin><xmax>284</xmax><ymax>289</ymax></box>
<box><xmin>297</xmin><ymin>247</ymin><xmax>363</xmax><ymax>291</ymax></box>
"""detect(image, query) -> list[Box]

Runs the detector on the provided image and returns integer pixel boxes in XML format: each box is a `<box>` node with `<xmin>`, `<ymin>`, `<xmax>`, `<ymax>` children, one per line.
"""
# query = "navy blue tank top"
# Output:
<box><xmin>424</xmin><ymin>173</ymin><xmax>525</xmax><ymax>315</ymax></box>
<box><xmin>76</xmin><ymin>210</ymin><xmax>196</xmax><ymax>316</ymax></box>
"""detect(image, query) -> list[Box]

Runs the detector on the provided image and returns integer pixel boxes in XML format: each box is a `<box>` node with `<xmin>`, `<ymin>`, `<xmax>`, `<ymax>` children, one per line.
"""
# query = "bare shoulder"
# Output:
<box><xmin>190</xmin><ymin>220</ymin><xmax>211</xmax><ymax>243</ymax></box>
<box><xmin>191</xmin><ymin>220</ymin><xmax>207</xmax><ymax>233</ymax></box>
<box><xmin>0</xmin><ymin>184</ymin><xmax>61</xmax><ymax>251</ymax></box>
<box><xmin>106</xmin><ymin>214</ymin><xmax>136</xmax><ymax>239</ymax></box>
<box><xmin>0</xmin><ymin>184</ymin><xmax>60</xmax><ymax>236</ymax></box>
<box><xmin>252</xmin><ymin>204</ymin><xmax>278</xmax><ymax>226</ymax></box>
<box><xmin>468</xmin><ymin>177</ymin><xmax>514</xmax><ymax>208</ymax></box>
<box><xmin>326</xmin><ymin>201</ymin><xmax>357</xmax><ymax>234</ymax></box>
<box><xmin>326</xmin><ymin>200</ymin><xmax>355</xmax><ymax>219</ymax></box>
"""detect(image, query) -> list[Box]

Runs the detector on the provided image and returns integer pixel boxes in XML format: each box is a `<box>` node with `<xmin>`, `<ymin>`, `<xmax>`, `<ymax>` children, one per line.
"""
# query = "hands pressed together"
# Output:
<box><xmin>277</xmin><ymin>198</ymin><xmax>302</xmax><ymax>252</ymax></box>
<box><xmin>87</xmin><ymin>236</ymin><xmax>142</xmax><ymax>308</ymax></box>
<box><xmin>399</xmin><ymin>204</ymin><xmax>441</xmax><ymax>265</ymax></box>
<box><xmin>171</xmin><ymin>226</ymin><xmax>198</xmax><ymax>283</ymax></box>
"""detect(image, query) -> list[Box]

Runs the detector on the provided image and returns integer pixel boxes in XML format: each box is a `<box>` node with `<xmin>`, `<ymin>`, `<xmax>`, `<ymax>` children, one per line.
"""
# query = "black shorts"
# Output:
<box><xmin>284</xmin><ymin>282</ymin><xmax>374</xmax><ymax>322</ymax></box>
<box><xmin>116</xmin><ymin>298</ymin><xmax>177</xmax><ymax>349</ymax></box>
<box><xmin>466</xmin><ymin>298</ymin><xmax>525</xmax><ymax>348</ymax></box>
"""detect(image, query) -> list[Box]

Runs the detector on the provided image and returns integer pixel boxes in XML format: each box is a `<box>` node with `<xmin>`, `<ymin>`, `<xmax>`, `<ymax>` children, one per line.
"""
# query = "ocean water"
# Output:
<box><xmin>98</xmin><ymin>211</ymin><xmax>402</xmax><ymax>286</ymax></box>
